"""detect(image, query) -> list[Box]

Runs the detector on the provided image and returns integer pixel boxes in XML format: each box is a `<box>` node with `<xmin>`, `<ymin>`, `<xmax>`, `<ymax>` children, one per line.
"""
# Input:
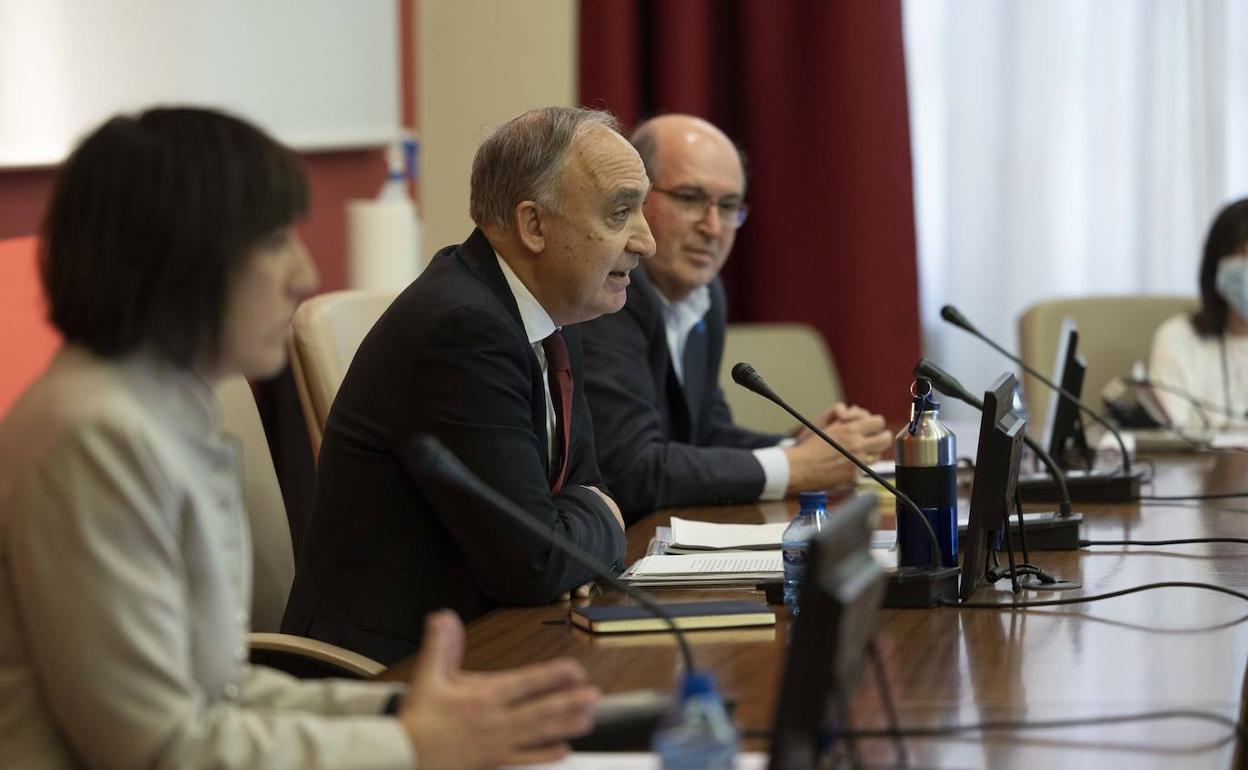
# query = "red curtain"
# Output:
<box><xmin>580</xmin><ymin>0</ymin><xmax>921</xmax><ymax>421</ymax></box>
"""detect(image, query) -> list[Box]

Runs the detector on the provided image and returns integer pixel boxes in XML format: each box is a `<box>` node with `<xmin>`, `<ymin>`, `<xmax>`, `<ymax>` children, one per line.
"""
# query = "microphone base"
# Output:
<box><xmin>1019</xmin><ymin>469</ymin><xmax>1143</xmax><ymax>503</ymax></box>
<box><xmin>571</xmin><ymin>689</ymin><xmax>675</xmax><ymax>751</ymax></box>
<box><xmin>957</xmin><ymin>511</ymin><xmax>1084</xmax><ymax>552</ymax></box>
<box><xmin>883</xmin><ymin>565</ymin><xmax>961</xmax><ymax>608</ymax></box>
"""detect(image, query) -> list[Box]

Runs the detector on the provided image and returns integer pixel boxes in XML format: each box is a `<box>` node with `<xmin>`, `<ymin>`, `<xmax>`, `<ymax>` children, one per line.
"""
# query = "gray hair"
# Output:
<box><xmin>469</xmin><ymin>106</ymin><xmax>622</xmax><ymax>229</ymax></box>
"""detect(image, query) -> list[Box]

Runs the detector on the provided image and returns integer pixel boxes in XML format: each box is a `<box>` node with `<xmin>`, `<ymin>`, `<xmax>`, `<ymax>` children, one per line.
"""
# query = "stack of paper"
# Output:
<box><xmin>507</xmin><ymin>751</ymin><xmax>770</xmax><ymax>769</ymax></box>
<box><xmin>629</xmin><ymin>517</ymin><xmax>896</xmax><ymax>587</ymax></box>
<box><xmin>620</xmin><ymin>551</ymin><xmax>783</xmax><ymax>588</ymax></box>
<box><xmin>665</xmin><ymin>516</ymin><xmax>895</xmax><ymax>554</ymax></box>
<box><xmin>1211</xmin><ymin>430</ymin><xmax>1248</xmax><ymax>449</ymax></box>
<box><xmin>666</xmin><ymin>517</ymin><xmax>787</xmax><ymax>553</ymax></box>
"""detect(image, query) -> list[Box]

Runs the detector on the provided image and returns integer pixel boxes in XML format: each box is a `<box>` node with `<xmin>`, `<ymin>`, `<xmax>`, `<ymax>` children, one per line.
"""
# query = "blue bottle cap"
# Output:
<box><xmin>679</xmin><ymin>672</ymin><xmax>718</xmax><ymax>699</ymax></box>
<box><xmin>798</xmin><ymin>490</ymin><xmax>828</xmax><ymax>507</ymax></box>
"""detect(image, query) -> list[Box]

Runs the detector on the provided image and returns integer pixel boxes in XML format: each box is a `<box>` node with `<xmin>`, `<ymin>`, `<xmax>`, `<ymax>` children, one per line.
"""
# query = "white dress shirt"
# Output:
<box><xmin>658</xmin><ymin>286</ymin><xmax>790</xmax><ymax>501</ymax></box>
<box><xmin>0</xmin><ymin>347</ymin><xmax>412</xmax><ymax>769</ymax></box>
<box><xmin>496</xmin><ymin>253</ymin><xmax>559</xmax><ymax>465</ymax></box>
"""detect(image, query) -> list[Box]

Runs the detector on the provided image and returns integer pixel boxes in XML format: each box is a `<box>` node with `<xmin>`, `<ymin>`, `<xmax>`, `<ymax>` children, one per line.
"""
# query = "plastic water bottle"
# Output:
<box><xmin>651</xmin><ymin>673</ymin><xmax>738</xmax><ymax>770</ymax></box>
<box><xmin>781</xmin><ymin>490</ymin><xmax>829</xmax><ymax>614</ymax></box>
<box><xmin>348</xmin><ymin>135</ymin><xmax>424</xmax><ymax>290</ymax></box>
<box><xmin>377</xmin><ymin>141</ymin><xmax>411</xmax><ymax>201</ymax></box>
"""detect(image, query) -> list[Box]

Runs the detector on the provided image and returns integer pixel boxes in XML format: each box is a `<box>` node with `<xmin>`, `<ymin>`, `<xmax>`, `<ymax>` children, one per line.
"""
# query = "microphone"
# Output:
<box><xmin>939</xmin><ymin>304</ymin><xmax>1133</xmax><ymax>475</ymax></box>
<box><xmin>410</xmin><ymin>434</ymin><xmax>696</xmax><ymax>674</ymax></box>
<box><xmin>936</xmin><ymin>304</ymin><xmax>977</xmax><ymax>336</ymax></box>
<box><xmin>731</xmin><ymin>363</ymin><xmax>955</xmax><ymax>591</ymax></box>
<box><xmin>1126</xmin><ymin>376</ymin><xmax>1246</xmax><ymax>423</ymax></box>
<box><xmin>916</xmin><ymin>358</ymin><xmax>1075</xmax><ymax>520</ymax></box>
<box><xmin>1101</xmin><ymin>375</ymin><xmax>1203</xmax><ymax>432</ymax></box>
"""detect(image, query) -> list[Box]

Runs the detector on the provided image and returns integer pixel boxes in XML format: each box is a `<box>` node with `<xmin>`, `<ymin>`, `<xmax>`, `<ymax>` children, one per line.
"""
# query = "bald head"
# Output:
<box><xmin>631</xmin><ymin>114</ymin><xmax>744</xmax><ymax>192</ymax></box>
<box><xmin>630</xmin><ymin>115</ymin><xmax>747</xmax><ymax>303</ymax></box>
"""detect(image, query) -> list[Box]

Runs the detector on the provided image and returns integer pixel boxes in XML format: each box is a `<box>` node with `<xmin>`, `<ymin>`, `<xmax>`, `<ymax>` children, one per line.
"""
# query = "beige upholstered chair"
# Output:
<box><xmin>215</xmin><ymin>375</ymin><xmax>383</xmax><ymax>678</ymax></box>
<box><xmin>719</xmin><ymin>322</ymin><xmax>843</xmax><ymax>435</ymax></box>
<box><xmin>288</xmin><ymin>290</ymin><xmax>397</xmax><ymax>460</ymax></box>
<box><xmin>1017</xmin><ymin>295</ymin><xmax>1198</xmax><ymax>429</ymax></box>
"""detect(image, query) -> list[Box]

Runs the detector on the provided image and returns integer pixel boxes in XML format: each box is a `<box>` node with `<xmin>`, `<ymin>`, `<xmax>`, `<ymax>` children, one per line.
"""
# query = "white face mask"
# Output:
<box><xmin>1216</xmin><ymin>256</ymin><xmax>1248</xmax><ymax>321</ymax></box>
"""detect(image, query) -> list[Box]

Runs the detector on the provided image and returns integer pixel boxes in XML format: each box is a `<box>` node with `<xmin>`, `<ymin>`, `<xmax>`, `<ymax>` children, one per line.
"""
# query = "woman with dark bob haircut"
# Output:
<box><xmin>0</xmin><ymin>107</ymin><xmax>597</xmax><ymax>769</ymax></box>
<box><xmin>1148</xmin><ymin>197</ymin><xmax>1248</xmax><ymax>429</ymax></box>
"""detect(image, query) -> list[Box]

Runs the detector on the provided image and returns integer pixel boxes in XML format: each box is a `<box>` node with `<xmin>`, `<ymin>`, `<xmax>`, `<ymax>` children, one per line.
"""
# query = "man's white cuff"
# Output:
<box><xmin>753</xmin><ymin>446</ymin><xmax>790</xmax><ymax>501</ymax></box>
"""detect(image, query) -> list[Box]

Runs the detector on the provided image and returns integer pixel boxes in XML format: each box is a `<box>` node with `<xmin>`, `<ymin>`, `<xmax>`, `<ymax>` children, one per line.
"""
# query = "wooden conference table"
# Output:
<box><xmin>387</xmin><ymin>452</ymin><xmax>1248</xmax><ymax>768</ymax></box>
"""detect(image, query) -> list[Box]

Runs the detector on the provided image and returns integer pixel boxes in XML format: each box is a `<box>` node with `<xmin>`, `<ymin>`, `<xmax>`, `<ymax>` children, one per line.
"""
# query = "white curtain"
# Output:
<box><xmin>903</xmin><ymin>0</ymin><xmax>1248</xmax><ymax>415</ymax></box>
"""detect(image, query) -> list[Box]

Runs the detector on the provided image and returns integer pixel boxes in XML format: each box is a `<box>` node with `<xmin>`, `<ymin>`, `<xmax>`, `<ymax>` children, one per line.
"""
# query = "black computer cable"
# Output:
<box><xmin>1081</xmin><ymin>537</ymin><xmax>1248</xmax><ymax>547</ymax></box>
<box><xmin>940</xmin><ymin>580</ymin><xmax>1248</xmax><ymax>609</ymax></box>
<box><xmin>1137</xmin><ymin>491</ymin><xmax>1248</xmax><ymax>501</ymax></box>
<box><xmin>821</xmin><ymin>709</ymin><xmax>1244</xmax><ymax>750</ymax></box>
<box><xmin>741</xmin><ymin>609</ymin><xmax>1246</xmax><ymax>763</ymax></box>
<box><xmin>742</xmin><ymin>708</ymin><xmax>1243</xmax><ymax>746</ymax></box>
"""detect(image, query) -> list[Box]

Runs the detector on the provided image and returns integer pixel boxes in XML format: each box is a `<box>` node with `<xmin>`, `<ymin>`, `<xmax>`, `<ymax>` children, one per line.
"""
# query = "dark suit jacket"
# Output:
<box><xmin>580</xmin><ymin>269</ymin><xmax>786</xmax><ymax>522</ymax></box>
<box><xmin>282</xmin><ymin>229</ymin><xmax>626</xmax><ymax>665</ymax></box>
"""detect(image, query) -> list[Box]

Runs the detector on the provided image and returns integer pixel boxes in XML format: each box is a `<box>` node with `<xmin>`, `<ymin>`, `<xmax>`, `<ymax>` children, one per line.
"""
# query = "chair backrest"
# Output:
<box><xmin>1017</xmin><ymin>295</ymin><xmax>1198</xmax><ymax>429</ymax></box>
<box><xmin>288</xmin><ymin>290</ymin><xmax>397</xmax><ymax>460</ymax></box>
<box><xmin>719</xmin><ymin>322</ymin><xmax>843</xmax><ymax>435</ymax></box>
<box><xmin>215</xmin><ymin>375</ymin><xmax>293</xmax><ymax>634</ymax></box>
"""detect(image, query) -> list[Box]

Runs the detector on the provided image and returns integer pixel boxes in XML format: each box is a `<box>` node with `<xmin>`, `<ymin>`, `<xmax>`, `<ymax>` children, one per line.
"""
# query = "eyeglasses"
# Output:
<box><xmin>650</xmin><ymin>187</ymin><xmax>750</xmax><ymax>229</ymax></box>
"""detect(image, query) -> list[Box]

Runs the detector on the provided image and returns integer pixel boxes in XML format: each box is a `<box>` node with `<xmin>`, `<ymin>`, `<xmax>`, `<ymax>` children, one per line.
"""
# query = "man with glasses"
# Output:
<box><xmin>580</xmin><ymin>114</ymin><xmax>890</xmax><ymax>521</ymax></box>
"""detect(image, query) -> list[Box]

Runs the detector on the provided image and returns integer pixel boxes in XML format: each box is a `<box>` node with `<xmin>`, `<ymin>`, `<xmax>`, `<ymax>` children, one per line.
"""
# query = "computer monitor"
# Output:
<box><xmin>768</xmin><ymin>493</ymin><xmax>888</xmax><ymax>770</ymax></box>
<box><xmin>1041</xmin><ymin>318</ymin><xmax>1091</xmax><ymax>468</ymax></box>
<box><xmin>959</xmin><ymin>372</ymin><xmax>1027</xmax><ymax>601</ymax></box>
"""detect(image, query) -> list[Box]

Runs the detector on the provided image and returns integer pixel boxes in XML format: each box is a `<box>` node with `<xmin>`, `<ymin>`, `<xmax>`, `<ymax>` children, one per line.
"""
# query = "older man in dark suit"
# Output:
<box><xmin>580</xmin><ymin>114</ymin><xmax>891</xmax><ymax>521</ymax></box>
<box><xmin>283</xmin><ymin>107</ymin><xmax>655</xmax><ymax>664</ymax></box>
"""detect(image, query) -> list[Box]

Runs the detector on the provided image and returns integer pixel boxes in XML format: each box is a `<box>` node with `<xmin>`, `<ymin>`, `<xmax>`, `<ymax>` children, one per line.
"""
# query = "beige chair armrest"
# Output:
<box><xmin>249</xmin><ymin>631</ymin><xmax>385</xmax><ymax>679</ymax></box>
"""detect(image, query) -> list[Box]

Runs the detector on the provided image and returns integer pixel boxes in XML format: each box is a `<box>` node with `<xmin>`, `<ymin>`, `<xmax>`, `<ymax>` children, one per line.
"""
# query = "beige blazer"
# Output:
<box><xmin>0</xmin><ymin>347</ymin><xmax>413</xmax><ymax>769</ymax></box>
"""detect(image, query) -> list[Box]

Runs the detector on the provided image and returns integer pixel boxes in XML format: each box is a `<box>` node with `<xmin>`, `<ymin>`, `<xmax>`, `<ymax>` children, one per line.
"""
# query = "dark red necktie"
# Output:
<box><xmin>542</xmin><ymin>330</ymin><xmax>573</xmax><ymax>494</ymax></box>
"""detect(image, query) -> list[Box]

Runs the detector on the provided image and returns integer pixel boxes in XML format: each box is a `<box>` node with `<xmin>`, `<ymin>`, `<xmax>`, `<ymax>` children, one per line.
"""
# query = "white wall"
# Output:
<box><xmin>0</xmin><ymin>0</ymin><xmax>400</xmax><ymax>167</ymax></box>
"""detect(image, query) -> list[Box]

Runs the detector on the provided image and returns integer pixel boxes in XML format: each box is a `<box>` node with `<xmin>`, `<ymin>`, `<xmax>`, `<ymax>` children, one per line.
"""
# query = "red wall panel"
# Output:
<box><xmin>0</xmin><ymin>149</ymin><xmax>384</xmax><ymax>417</ymax></box>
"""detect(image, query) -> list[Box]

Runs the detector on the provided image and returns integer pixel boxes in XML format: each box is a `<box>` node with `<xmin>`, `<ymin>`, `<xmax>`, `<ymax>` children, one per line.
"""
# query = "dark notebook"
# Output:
<box><xmin>570</xmin><ymin>600</ymin><xmax>775</xmax><ymax>634</ymax></box>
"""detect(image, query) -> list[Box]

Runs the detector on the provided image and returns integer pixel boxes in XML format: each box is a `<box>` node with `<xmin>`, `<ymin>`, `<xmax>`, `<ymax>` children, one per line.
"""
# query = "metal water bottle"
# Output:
<box><xmin>895</xmin><ymin>378</ymin><xmax>958</xmax><ymax>568</ymax></box>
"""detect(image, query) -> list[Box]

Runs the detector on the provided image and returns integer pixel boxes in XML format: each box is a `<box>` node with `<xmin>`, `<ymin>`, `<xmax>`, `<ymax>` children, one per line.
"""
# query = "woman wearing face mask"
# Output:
<box><xmin>1148</xmin><ymin>198</ymin><xmax>1248</xmax><ymax>430</ymax></box>
<box><xmin>0</xmin><ymin>108</ymin><xmax>598</xmax><ymax>770</ymax></box>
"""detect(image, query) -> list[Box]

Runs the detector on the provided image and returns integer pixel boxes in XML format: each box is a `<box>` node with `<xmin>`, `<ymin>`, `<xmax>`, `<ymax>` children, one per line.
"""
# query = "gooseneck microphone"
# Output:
<box><xmin>411</xmin><ymin>435</ymin><xmax>696</xmax><ymax>673</ymax></box>
<box><xmin>915</xmin><ymin>359</ymin><xmax>1074</xmax><ymax>519</ymax></box>
<box><xmin>1106</xmin><ymin>375</ymin><xmax>1212</xmax><ymax>433</ymax></box>
<box><xmin>939</xmin><ymin>304</ymin><xmax>1132</xmax><ymax>475</ymax></box>
<box><xmin>731</xmin><ymin>362</ymin><xmax>945</xmax><ymax>570</ymax></box>
<box><xmin>1127</xmin><ymin>376</ymin><xmax>1247</xmax><ymax>423</ymax></box>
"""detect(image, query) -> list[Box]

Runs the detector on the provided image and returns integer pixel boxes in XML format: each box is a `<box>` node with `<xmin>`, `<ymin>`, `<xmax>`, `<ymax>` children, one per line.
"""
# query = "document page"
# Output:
<box><xmin>628</xmin><ymin>552</ymin><xmax>783</xmax><ymax>576</ymax></box>
<box><xmin>508</xmin><ymin>751</ymin><xmax>769</xmax><ymax>769</ymax></box>
<box><xmin>668</xmin><ymin>517</ymin><xmax>788</xmax><ymax>551</ymax></box>
<box><xmin>621</xmin><ymin>552</ymin><xmax>783</xmax><ymax>587</ymax></box>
